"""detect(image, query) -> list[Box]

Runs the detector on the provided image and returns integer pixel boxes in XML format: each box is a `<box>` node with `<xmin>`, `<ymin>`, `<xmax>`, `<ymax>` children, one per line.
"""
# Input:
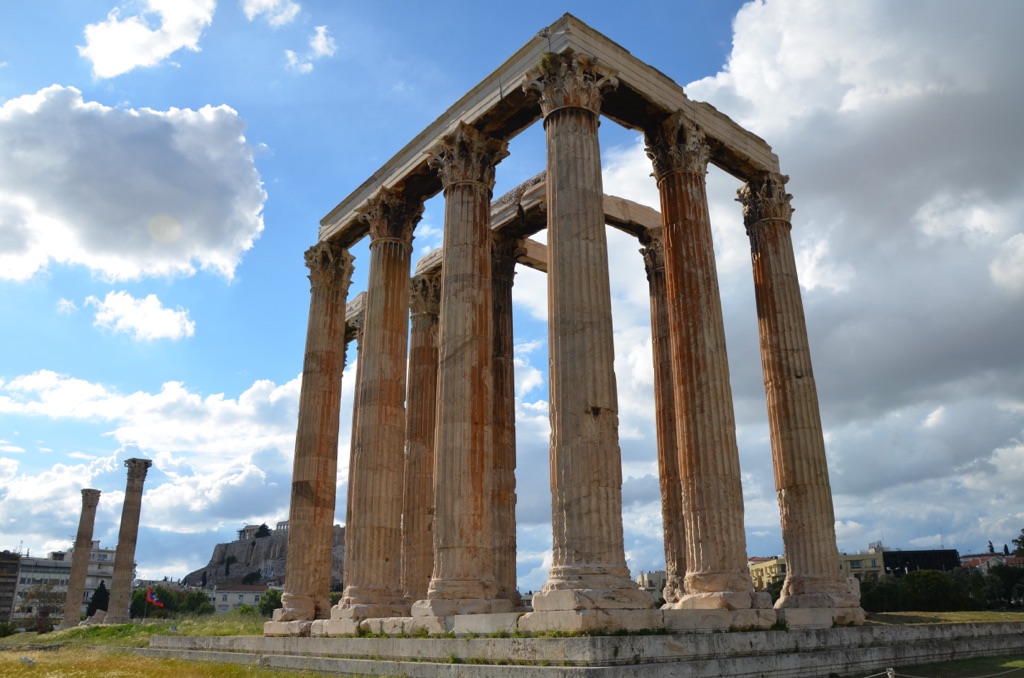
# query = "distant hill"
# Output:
<box><xmin>182</xmin><ymin>524</ymin><xmax>345</xmax><ymax>589</ymax></box>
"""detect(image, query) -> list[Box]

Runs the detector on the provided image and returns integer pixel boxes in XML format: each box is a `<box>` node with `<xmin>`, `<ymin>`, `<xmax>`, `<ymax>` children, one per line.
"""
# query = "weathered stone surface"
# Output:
<box><xmin>59</xmin><ymin>488</ymin><xmax>100</xmax><ymax>629</ymax></box>
<box><xmin>275</xmin><ymin>243</ymin><xmax>354</xmax><ymax>623</ymax></box>
<box><xmin>106</xmin><ymin>458</ymin><xmax>151</xmax><ymax>624</ymax></box>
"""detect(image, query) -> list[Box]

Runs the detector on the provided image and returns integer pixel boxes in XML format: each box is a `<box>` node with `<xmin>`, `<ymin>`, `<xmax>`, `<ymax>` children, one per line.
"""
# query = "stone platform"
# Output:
<box><xmin>139</xmin><ymin>621</ymin><xmax>1024</xmax><ymax>677</ymax></box>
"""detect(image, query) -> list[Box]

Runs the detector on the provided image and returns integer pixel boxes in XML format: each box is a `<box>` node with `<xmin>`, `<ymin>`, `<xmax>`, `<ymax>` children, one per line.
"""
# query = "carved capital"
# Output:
<box><xmin>644</xmin><ymin>111</ymin><xmax>710</xmax><ymax>180</ymax></box>
<box><xmin>81</xmin><ymin>488</ymin><xmax>101</xmax><ymax>509</ymax></box>
<box><xmin>357</xmin><ymin>187</ymin><xmax>423</xmax><ymax>247</ymax></box>
<box><xmin>524</xmin><ymin>52</ymin><xmax>618</xmax><ymax>117</ymax></box>
<box><xmin>737</xmin><ymin>172</ymin><xmax>793</xmax><ymax>231</ymax></box>
<box><xmin>492</xmin><ymin>235</ymin><xmax>525</xmax><ymax>285</ymax></box>
<box><xmin>428</xmin><ymin>123</ymin><xmax>509</xmax><ymax>192</ymax></box>
<box><xmin>124</xmin><ymin>458</ymin><xmax>152</xmax><ymax>482</ymax></box>
<box><xmin>639</xmin><ymin>227</ymin><xmax>665</xmax><ymax>279</ymax></box>
<box><xmin>409</xmin><ymin>273</ymin><xmax>441</xmax><ymax>318</ymax></box>
<box><xmin>346</xmin><ymin>313</ymin><xmax>366</xmax><ymax>345</ymax></box>
<box><xmin>304</xmin><ymin>241</ymin><xmax>355</xmax><ymax>290</ymax></box>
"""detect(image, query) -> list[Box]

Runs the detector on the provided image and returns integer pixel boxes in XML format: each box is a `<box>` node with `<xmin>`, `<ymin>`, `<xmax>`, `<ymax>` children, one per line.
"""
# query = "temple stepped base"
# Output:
<box><xmin>140</xmin><ymin>622</ymin><xmax>1024</xmax><ymax>678</ymax></box>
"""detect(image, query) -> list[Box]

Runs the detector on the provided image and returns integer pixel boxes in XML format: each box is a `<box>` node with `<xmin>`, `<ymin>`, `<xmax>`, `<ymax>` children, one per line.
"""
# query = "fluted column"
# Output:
<box><xmin>492</xmin><ymin>234</ymin><xmax>523</xmax><ymax>607</ymax></box>
<box><xmin>645</xmin><ymin>113</ymin><xmax>762</xmax><ymax>610</ymax></box>
<box><xmin>272</xmin><ymin>242</ymin><xmax>354</xmax><ymax>625</ymax></box>
<box><xmin>401</xmin><ymin>273</ymin><xmax>441</xmax><ymax>602</ymax></box>
<box><xmin>412</xmin><ymin>122</ymin><xmax>509</xmax><ymax>617</ymax></box>
<box><xmin>106</xmin><ymin>458</ymin><xmax>152</xmax><ymax>623</ymax></box>
<box><xmin>738</xmin><ymin>172</ymin><xmax>862</xmax><ymax>621</ymax></box>
<box><xmin>523</xmin><ymin>52</ymin><xmax>650</xmax><ymax>614</ymax></box>
<box><xmin>639</xmin><ymin>229</ymin><xmax>686</xmax><ymax>605</ymax></box>
<box><xmin>336</xmin><ymin>189</ymin><xmax>421</xmax><ymax>619</ymax></box>
<box><xmin>59</xmin><ymin>489</ymin><xmax>101</xmax><ymax>628</ymax></box>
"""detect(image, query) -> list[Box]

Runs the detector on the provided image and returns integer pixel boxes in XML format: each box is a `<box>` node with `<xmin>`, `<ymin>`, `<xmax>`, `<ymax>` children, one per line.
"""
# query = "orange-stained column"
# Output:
<box><xmin>412</xmin><ymin>122</ymin><xmax>509</xmax><ymax>617</ymax></box>
<box><xmin>59</xmin><ymin>489</ymin><xmax>101</xmax><ymax>628</ymax></box>
<box><xmin>401</xmin><ymin>272</ymin><xmax>441</xmax><ymax>602</ymax></box>
<box><xmin>523</xmin><ymin>53</ymin><xmax>651</xmax><ymax>616</ymax></box>
<box><xmin>639</xmin><ymin>228</ymin><xmax>686</xmax><ymax>605</ymax></box>
<box><xmin>737</xmin><ymin>172</ymin><xmax>863</xmax><ymax>624</ymax></box>
<box><xmin>645</xmin><ymin>113</ymin><xmax>766</xmax><ymax>611</ymax></box>
<box><xmin>271</xmin><ymin>242</ymin><xmax>354</xmax><ymax>626</ymax></box>
<box><xmin>336</xmin><ymin>188</ymin><xmax>421</xmax><ymax>620</ymax></box>
<box><xmin>106</xmin><ymin>458</ymin><xmax>152</xmax><ymax>624</ymax></box>
<box><xmin>492</xmin><ymin>234</ymin><xmax>522</xmax><ymax>607</ymax></box>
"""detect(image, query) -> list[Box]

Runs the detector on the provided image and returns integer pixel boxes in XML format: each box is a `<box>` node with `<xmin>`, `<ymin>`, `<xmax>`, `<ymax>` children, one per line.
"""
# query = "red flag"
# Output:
<box><xmin>146</xmin><ymin>588</ymin><xmax>164</xmax><ymax>607</ymax></box>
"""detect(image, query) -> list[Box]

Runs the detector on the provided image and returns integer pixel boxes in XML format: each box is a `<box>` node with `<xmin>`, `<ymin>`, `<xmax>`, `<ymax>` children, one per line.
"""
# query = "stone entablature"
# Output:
<box><xmin>267</xmin><ymin>13</ymin><xmax>861</xmax><ymax>638</ymax></box>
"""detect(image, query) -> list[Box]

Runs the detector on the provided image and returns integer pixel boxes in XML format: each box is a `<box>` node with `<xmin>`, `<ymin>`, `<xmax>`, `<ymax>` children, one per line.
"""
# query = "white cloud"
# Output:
<box><xmin>241</xmin><ymin>0</ymin><xmax>300</xmax><ymax>27</ymax></box>
<box><xmin>79</xmin><ymin>0</ymin><xmax>216</xmax><ymax>79</ymax></box>
<box><xmin>85</xmin><ymin>291</ymin><xmax>196</xmax><ymax>341</ymax></box>
<box><xmin>285</xmin><ymin>25</ymin><xmax>335</xmax><ymax>73</ymax></box>
<box><xmin>990</xmin><ymin>233</ymin><xmax>1024</xmax><ymax>296</ymax></box>
<box><xmin>56</xmin><ymin>298</ymin><xmax>78</xmax><ymax>314</ymax></box>
<box><xmin>0</xmin><ymin>86</ymin><xmax>265</xmax><ymax>281</ymax></box>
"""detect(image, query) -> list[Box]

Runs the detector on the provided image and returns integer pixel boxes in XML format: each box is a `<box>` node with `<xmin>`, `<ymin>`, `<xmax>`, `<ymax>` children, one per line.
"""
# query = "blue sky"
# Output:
<box><xmin>1</xmin><ymin>0</ymin><xmax>1022</xmax><ymax>593</ymax></box>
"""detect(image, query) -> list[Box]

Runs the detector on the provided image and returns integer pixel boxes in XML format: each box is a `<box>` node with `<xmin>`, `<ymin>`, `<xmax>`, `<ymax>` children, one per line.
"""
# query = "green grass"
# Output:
<box><xmin>845</xmin><ymin>654</ymin><xmax>1024</xmax><ymax>678</ymax></box>
<box><xmin>865</xmin><ymin>610</ymin><xmax>1024</xmax><ymax>625</ymax></box>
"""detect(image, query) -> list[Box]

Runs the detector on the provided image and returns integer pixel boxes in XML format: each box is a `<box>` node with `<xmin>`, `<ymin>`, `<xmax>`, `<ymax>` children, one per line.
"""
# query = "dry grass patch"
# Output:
<box><xmin>0</xmin><ymin>647</ymin><xmax>321</xmax><ymax>677</ymax></box>
<box><xmin>866</xmin><ymin>610</ymin><xmax>1024</xmax><ymax>625</ymax></box>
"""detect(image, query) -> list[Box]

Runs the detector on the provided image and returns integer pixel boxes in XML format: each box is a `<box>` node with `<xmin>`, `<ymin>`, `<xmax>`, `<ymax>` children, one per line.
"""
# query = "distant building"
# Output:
<box><xmin>0</xmin><ymin>550</ymin><xmax>20</xmax><ymax>621</ymax></box>
<box><xmin>213</xmin><ymin>584</ymin><xmax>268</xmax><ymax>614</ymax></box>
<box><xmin>748</xmin><ymin>552</ymin><xmax>884</xmax><ymax>590</ymax></box>
<box><xmin>881</xmin><ymin>549</ymin><xmax>960</xmax><ymax>577</ymax></box>
<box><xmin>959</xmin><ymin>553</ymin><xmax>1024</xmax><ymax>573</ymax></box>
<box><xmin>11</xmin><ymin>541</ymin><xmax>116</xmax><ymax>625</ymax></box>
<box><xmin>635</xmin><ymin>570</ymin><xmax>667</xmax><ymax>598</ymax></box>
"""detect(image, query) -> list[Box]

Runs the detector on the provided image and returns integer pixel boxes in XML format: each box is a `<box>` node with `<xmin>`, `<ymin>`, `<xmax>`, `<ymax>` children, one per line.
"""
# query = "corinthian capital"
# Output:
<box><xmin>737</xmin><ymin>172</ymin><xmax>793</xmax><ymax>229</ymax></box>
<box><xmin>304</xmin><ymin>241</ymin><xmax>355</xmax><ymax>290</ymax></box>
<box><xmin>81</xmin><ymin>488</ymin><xmax>101</xmax><ymax>508</ymax></box>
<box><xmin>357</xmin><ymin>187</ymin><xmax>423</xmax><ymax>245</ymax></box>
<box><xmin>428</xmin><ymin>122</ymin><xmax>509</xmax><ymax>192</ymax></box>
<box><xmin>492</xmin><ymin>234</ymin><xmax>525</xmax><ymax>285</ymax></box>
<box><xmin>644</xmin><ymin>111</ymin><xmax>710</xmax><ymax>180</ymax></box>
<box><xmin>125</xmin><ymin>458</ymin><xmax>152</xmax><ymax>482</ymax></box>
<box><xmin>523</xmin><ymin>52</ymin><xmax>618</xmax><ymax>117</ymax></box>
<box><xmin>639</xmin><ymin>227</ymin><xmax>665</xmax><ymax>279</ymax></box>
<box><xmin>409</xmin><ymin>273</ymin><xmax>441</xmax><ymax>317</ymax></box>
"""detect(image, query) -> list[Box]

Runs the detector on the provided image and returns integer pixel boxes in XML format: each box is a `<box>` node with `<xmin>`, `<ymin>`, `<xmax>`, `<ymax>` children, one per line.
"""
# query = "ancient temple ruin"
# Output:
<box><xmin>266</xmin><ymin>13</ymin><xmax>862</xmax><ymax>637</ymax></box>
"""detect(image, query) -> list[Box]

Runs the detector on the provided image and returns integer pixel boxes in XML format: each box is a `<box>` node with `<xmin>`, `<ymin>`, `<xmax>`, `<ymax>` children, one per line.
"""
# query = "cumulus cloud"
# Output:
<box><xmin>285</xmin><ymin>25</ymin><xmax>335</xmax><ymax>73</ymax></box>
<box><xmin>241</xmin><ymin>0</ymin><xmax>300</xmax><ymax>27</ymax></box>
<box><xmin>0</xmin><ymin>86</ymin><xmax>265</xmax><ymax>281</ymax></box>
<box><xmin>79</xmin><ymin>0</ymin><xmax>215</xmax><ymax>79</ymax></box>
<box><xmin>85</xmin><ymin>291</ymin><xmax>195</xmax><ymax>341</ymax></box>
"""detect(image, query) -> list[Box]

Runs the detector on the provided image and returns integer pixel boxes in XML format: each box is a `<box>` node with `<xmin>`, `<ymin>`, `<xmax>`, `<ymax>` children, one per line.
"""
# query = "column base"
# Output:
<box><xmin>531</xmin><ymin>586</ymin><xmax>655</xmax><ymax>612</ymax></box>
<box><xmin>778</xmin><ymin>576</ymin><xmax>862</xmax><ymax>609</ymax></box>
<box><xmin>271</xmin><ymin>592</ymin><xmax>318</xmax><ymax>622</ymax></box>
<box><xmin>662</xmin><ymin>575</ymin><xmax>685</xmax><ymax>604</ymax></box>
<box><xmin>411</xmin><ymin>597</ymin><xmax>513</xmax><ymax>617</ymax></box>
<box><xmin>669</xmin><ymin>590</ymin><xmax>773</xmax><ymax>611</ymax></box>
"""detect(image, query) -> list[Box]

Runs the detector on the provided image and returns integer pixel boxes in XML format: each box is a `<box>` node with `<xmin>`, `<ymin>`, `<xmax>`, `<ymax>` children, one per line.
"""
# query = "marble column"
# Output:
<box><xmin>59</xmin><ymin>489</ymin><xmax>101</xmax><ymax>628</ymax></box>
<box><xmin>271</xmin><ymin>242</ymin><xmax>354</xmax><ymax>626</ymax></box>
<box><xmin>401</xmin><ymin>272</ymin><xmax>441</xmax><ymax>602</ymax></box>
<box><xmin>644</xmin><ymin>113</ymin><xmax>765</xmax><ymax>611</ymax></box>
<box><xmin>492</xmin><ymin>234</ymin><xmax>523</xmax><ymax>607</ymax></box>
<box><xmin>105</xmin><ymin>458</ymin><xmax>152</xmax><ymax>624</ymax></box>
<box><xmin>412</xmin><ymin>122</ymin><xmax>509</xmax><ymax>617</ymax></box>
<box><xmin>523</xmin><ymin>52</ymin><xmax>651</xmax><ymax>615</ymax></box>
<box><xmin>639</xmin><ymin>228</ymin><xmax>686</xmax><ymax>605</ymax></box>
<box><xmin>737</xmin><ymin>172</ymin><xmax>863</xmax><ymax>624</ymax></box>
<box><xmin>337</xmin><ymin>188</ymin><xmax>421</xmax><ymax>619</ymax></box>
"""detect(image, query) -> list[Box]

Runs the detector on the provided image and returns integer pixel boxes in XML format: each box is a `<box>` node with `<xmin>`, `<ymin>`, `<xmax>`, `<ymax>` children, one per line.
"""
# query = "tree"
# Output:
<box><xmin>904</xmin><ymin>570</ymin><xmax>956</xmax><ymax>611</ymax></box>
<box><xmin>86</xmin><ymin>581</ymin><xmax>109</xmax><ymax>617</ymax></box>
<box><xmin>1004</xmin><ymin>544</ymin><xmax>1010</xmax><ymax>556</ymax></box>
<box><xmin>182</xmin><ymin>589</ymin><xmax>214</xmax><ymax>615</ymax></box>
<box><xmin>224</xmin><ymin>555</ymin><xmax>237</xmax><ymax>576</ymax></box>
<box><xmin>258</xmin><ymin>588</ymin><xmax>282</xmax><ymax>617</ymax></box>
<box><xmin>988</xmin><ymin>540</ymin><xmax>995</xmax><ymax>554</ymax></box>
<box><xmin>1012</xmin><ymin>529</ymin><xmax>1024</xmax><ymax>557</ymax></box>
<box><xmin>254</xmin><ymin>523</ymin><xmax>271</xmax><ymax>539</ymax></box>
<box><xmin>20</xmin><ymin>581</ymin><xmax>64</xmax><ymax>633</ymax></box>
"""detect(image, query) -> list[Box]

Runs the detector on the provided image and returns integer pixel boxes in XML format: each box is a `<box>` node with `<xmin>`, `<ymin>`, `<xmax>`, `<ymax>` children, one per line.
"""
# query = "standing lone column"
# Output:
<box><xmin>270</xmin><ymin>242</ymin><xmax>354</xmax><ymax>627</ymax></box>
<box><xmin>401</xmin><ymin>273</ymin><xmax>441</xmax><ymax>602</ymax></box>
<box><xmin>59</xmin><ymin>489</ymin><xmax>101</xmax><ymax>628</ymax></box>
<box><xmin>737</xmin><ymin>172</ymin><xmax>863</xmax><ymax>625</ymax></box>
<box><xmin>412</xmin><ymin>122</ymin><xmax>509</xmax><ymax>617</ymax></box>
<box><xmin>337</xmin><ymin>188</ymin><xmax>421</xmax><ymax>619</ymax></box>
<box><xmin>492</xmin><ymin>234</ymin><xmax>523</xmax><ymax>607</ymax></box>
<box><xmin>522</xmin><ymin>52</ymin><xmax>652</xmax><ymax>622</ymax></box>
<box><xmin>639</xmin><ymin>228</ymin><xmax>686</xmax><ymax>605</ymax></box>
<box><xmin>645</xmin><ymin>113</ymin><xmax>767</xmax><ymax>614</ymax></box>
<box><xmin>105</xmin><ymin>458</ymin><xmax>152</xmax><ymax>624</ymax></box>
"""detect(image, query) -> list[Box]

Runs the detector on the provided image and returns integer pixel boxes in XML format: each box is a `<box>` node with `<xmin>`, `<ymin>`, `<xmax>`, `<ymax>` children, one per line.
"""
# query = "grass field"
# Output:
<box><xmin>1</xmin><ymin>610</ymin><xmax>1022</xmax><ymax>677</ymax></box>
